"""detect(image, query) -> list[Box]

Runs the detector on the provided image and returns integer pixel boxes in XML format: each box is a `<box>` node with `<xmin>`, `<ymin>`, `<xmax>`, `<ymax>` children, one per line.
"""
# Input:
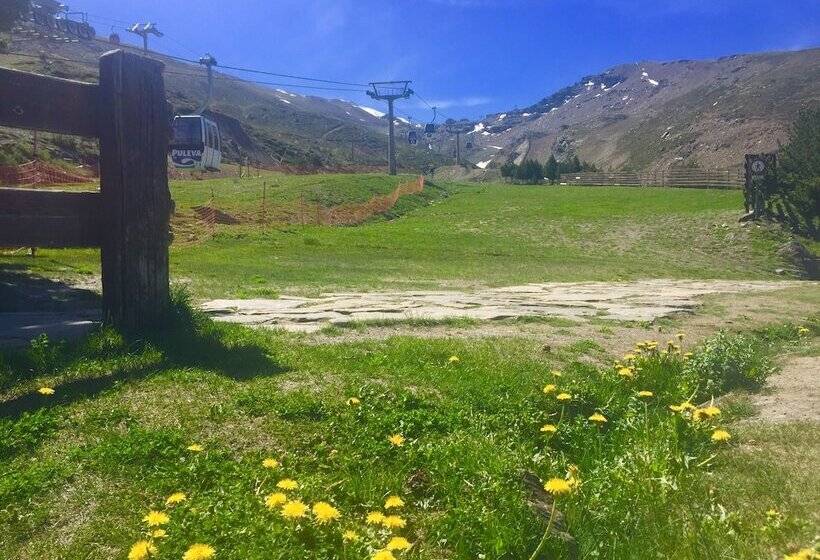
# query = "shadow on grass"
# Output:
<box><xmin>0</xmin><ymin>290</ymin><xmax>288</xmax><ymax>419</ymax></box>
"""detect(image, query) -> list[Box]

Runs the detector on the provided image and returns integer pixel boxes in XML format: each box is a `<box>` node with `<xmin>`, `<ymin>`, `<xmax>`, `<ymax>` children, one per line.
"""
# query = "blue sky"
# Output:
<box><xmin>69</xmin><ymin>0</ymin><xmax>819</xmax><ymax>120</ymax></box>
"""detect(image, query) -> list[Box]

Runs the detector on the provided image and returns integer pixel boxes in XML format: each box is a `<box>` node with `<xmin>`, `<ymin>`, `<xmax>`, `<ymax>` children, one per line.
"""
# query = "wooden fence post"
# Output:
<box><xmin>97</xmin><ymin>50</ymin><xmax>172</xmax><ymax>330</ymax></box>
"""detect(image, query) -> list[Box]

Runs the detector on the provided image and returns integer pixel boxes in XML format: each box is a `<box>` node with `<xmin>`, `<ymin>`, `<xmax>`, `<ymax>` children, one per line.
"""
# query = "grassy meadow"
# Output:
<box><xmin>1</xmin><ymin>176</ymin><xmax>800</xmax><ymax>299</ymax></box>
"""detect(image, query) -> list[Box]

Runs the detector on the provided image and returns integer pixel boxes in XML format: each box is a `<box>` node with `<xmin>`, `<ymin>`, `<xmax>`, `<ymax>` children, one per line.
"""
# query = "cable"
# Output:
<box><xmin>218</xmin><ymin>63</ymin><xmax>369</xmax><ymax>88</ymax></box>
<box><xmin>163</xmin><ymin>70</ymin><xmax>365</xmax><ymax>92</ymax></box>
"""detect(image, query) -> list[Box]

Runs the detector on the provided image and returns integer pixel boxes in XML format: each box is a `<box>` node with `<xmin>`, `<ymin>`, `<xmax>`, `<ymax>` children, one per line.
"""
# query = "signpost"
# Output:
<box><xmin>744</xmin><ymin>153</ymin><xmax>777</xmax><ymax>215</ymax></box>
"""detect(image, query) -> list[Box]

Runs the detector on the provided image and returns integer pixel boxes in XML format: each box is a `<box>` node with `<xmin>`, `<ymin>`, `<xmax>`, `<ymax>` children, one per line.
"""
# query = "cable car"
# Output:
<box><xmin>170</xmin><ymin>115</ymin><xmax>222</xmax><ymax>171</ymax></box>
<box><xmin>424</xmin><ymin>123</ymin><xmax>436</xmax><ymax>135</ymax></box>
<box><xmin>408</xmin><ymin>130</ymin><xmax>418</xmax><ymax>145</ymax></box>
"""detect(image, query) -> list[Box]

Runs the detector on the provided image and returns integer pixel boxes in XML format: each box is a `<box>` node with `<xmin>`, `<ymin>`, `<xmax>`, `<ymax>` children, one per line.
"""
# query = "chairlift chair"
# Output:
<box><xmin>425</xmin><ymin>106</ymin><xmax>438</xmax><ymax>137</ymax></box>
<box><xmin>408</xmin><ymin>130</ymin><xmax>418</xmax><ymax>145</ymax></box>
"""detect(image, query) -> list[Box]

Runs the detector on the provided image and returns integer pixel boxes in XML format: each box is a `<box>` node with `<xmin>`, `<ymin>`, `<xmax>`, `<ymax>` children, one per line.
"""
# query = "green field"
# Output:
<box><xmin>1</xmin><ymin>177</ymin><xmax>799</xmax><ymax>299</ymax></box>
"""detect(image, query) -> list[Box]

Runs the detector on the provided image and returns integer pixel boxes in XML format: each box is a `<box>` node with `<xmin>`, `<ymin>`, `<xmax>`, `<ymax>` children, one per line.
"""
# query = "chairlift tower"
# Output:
<box><xmin>367</xmin><ymin>81</ymin><xmax>413</xmax><ymax>176</ymax></box>
<box><xmin>446</xmin><ymin>123</ymin><xmax>471</xmax><ymax>165</ymax></box>
<box><xmin>128</xmin><ymin>22</ymin><xmax>163</xmax><ymax>52</ymax></box>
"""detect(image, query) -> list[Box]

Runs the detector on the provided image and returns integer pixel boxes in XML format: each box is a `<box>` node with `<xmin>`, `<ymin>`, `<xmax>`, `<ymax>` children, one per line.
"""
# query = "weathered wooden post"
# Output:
<box><xmin>97</xmin><ymin>50</ymin><xmax>172</xmax><ymax>330</ymax></box>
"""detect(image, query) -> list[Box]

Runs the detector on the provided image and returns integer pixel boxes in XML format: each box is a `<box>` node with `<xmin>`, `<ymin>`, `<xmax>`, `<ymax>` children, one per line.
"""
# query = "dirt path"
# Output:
<box><xmin>201</xmin><ymin>279</ymin><xmax>806</xmax><ymax>333</ymax></box>
<box><xmin>748</xmin><ymin>356</ymin><xmax>820</xmax><ymax>423</ymax></box>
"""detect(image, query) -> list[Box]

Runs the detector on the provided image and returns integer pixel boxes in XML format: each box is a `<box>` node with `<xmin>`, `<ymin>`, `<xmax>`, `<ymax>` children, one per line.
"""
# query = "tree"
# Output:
<box><xmin>0</xmin><ymin>0</ymin><xmax>28</xmax><ymax>33</ymax></box>
<box><xmin>774</xmin><ymin>106</ymin><xmax>820</xmax><ymax>234</ymax></box>
<box><xmin>500</xmin><ymin>162</ymin><xmax>516</xmax><ymax>181</ymax></box>
<box><xmin>545</xmin><ymin>155</ymin><xmax>559</xmax><ymax>184</ymax></box>
<box><xmin>571</xmin><ymin>155</ymin><xmax>582</xmax><ymax>173</ymax></box>
<box><xmin>515</xmin><ymin>159</ymin><xmax>544</xmax><ymax>184</ymax></box>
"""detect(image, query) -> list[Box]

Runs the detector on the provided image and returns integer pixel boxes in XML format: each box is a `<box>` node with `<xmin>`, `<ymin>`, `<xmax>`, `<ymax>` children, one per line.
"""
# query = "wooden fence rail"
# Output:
<box><xmin>0</xmin><ymin>50</ymin><xmax>171</xmax><ymax>330</ymax></box>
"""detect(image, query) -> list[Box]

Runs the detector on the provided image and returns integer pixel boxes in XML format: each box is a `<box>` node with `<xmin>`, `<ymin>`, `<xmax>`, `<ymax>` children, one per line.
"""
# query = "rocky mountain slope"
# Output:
<box><xmin>457</xmin><ymin>47</ymin><xmax>820</xmax><ymax>172</ymax></box>
<box><xmin>0</xmin><ymin>30</ymin><xmax>444</xmax><ymax>171</ymax></box>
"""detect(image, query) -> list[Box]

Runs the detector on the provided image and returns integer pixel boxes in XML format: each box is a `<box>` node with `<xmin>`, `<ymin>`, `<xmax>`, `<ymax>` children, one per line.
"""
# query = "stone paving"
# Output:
<box><xmin>201</xmin><ymin>280</ymin><xmax>803</xmax><ymax>332</ymax></box>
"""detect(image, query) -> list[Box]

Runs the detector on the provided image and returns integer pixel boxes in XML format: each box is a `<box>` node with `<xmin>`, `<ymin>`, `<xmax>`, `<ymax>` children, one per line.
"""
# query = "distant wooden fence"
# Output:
<box><xmin>561</xmin><ymin>169</ymin><xmax>743</xmax><ymax>189</ymax></box>
<box><xmin>0</xmin><ymin>50</ymin><xmax>172</xmax><ymax>330</ymax></box>
<box><xmin>0</xmin><ymin>160</ymin><xmax>97</xmax><ymax>186</ymax></box>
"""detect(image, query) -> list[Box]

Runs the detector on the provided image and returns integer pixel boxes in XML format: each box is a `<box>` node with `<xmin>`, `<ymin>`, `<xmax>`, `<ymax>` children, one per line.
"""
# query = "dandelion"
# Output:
<box><xmin>797</xmin><ymin>326</ymin><xmax>810</xmax><ymax>336</ymax></box>
<box><xmin>588</xmin><ymin>412</ymin><xmax>607</xmax><ymax>424</ymax></box>
<box><xmin>346</xmin><ymin>397</ymin><xmax>361</xmax><ymax>406</ymax></box>
<box><xmin>683</xmin><ymin>352</ymin><xmax>693</xmax><ymax>360</ymax></box>
<box><xmin>312</xmin><ymin>501</ymin><xmax>341</xmax><ymax>524</ymax></box>
<box><xmin>37</xmin><ymin>387</ymin><xmax>55</xmax><ymax>395</ymax></box>
<box><xmin>766</xmin><ymin>508</ymin><xmax>781</xmax><ymax>519</ymax></box>
<box><xmin>540</xmin><ymin>423</ymin><xmax>557</xmax><ymax>434</ymax></box>
<box><xmin>366</xmin><ymin>511</ymin><xmax>386</xmax><ymax>525</ymax></box>
<box><xmin>262</xmin><ymin>458</ymin><xmax>279</xmax><ymax>469</ymax></box>
<box><xmin>186</xmin><ymin>444</ymin><xmax>204</xmax><ymax>452</ymax></box>
<box><xmin>143</xmin><ymin>511</ymin><xmax>170</xmax><ymax>527</ymax></box>
<box><xmin>265</xmin><ymin>492</ymin><xmax>288</xmax><ymax>509</ymax></box>
<box><xmin>276</xmin><ymin>478</ymin><xmax>298</xmax><ymax>490</ymax></box>
<box><xmin>556</xmin><ymin>392</ymin><xmax>572</xmax><ymax>402</ymax></box>
<box><xmin>623</xmin><ymin>353</ymin><xmax>636</xmax><ymax>361</ymax></box>
<box><xmin>386</xmin><ymin>536</ymin><xmax>412</xmax><ymax>551</ymax></box>
<box><xmin>382</xmin><ymin>515</ymin><xmax>407</xmax><ymax>529</ymax></box>
<box><xmin>448</xmin><ymin>355</ymin><xmax>460</xmax><ymax>364</ymax></box>
<box><xmin>566</xmin><ymin>465</ymin><xmax>581</xmax><ymax>489</ymax></box>
<box><xmin>281</xmin><ymin>500</ymin><xmax>309</xmax><ymax>519</ymax></box>
<box><xmin>128</xmin><ymin>540</ymin><xmax>157</xmax><ymax>560</ymax></box>
<box><xmin>669</xmin><ymin>401</ymin><xmax>696</xmax><ymax>413</ymax></box>
<box><xmin>342</xmin><ymin>530</ymin><xmax>361</xmax><ymax>542</ymax></box>
<box><xmin>384</xmin><ymin>495</ymin><xmax>405</xmax><ymax>509</ymax></box>
<box><xmin>542</xmin><ymin>383</ymin><xmax>557</xmax><ymax>394</ymax></box>
<box><xmin>182</xmin><ymin>544</ymin><xmax>215</xmax><ymax>560</ymax></box>
<box><xmin>165</xmin><ymin>492</ymin><xmax>186</xmax><ymax>506</ymax></box>
<box><xmin>711</xmin><ymin>429</ymin><xmax>731</xmax><ymax>443</ymax></box>
<box><xmin>676</xmin><ymin>332</ymin><xmax>685</xmax><ymax>341</ymax></box>
<box><xmin>388</xmin><ymin>434</ymin><xmax>406</xmax><ymax>447</ymax></box>
<box><xmin>373</xmin><ymin>550</ymin><xmax>397</xmax><ymax>560</ymax></box>
<box><xmin>151</xmin><ymin>529</ymin><xmax>167</xmax><ymax>539</ymax></box>
<box><xmin>550</xmin><ymin>370</ymin><xmax>563</xmax><ymax>377</ymax></box>
<box><xmin>637</xmin><ymin>390</ymin><xmax>653</xmax><ymax>398</ymax></box>
<box><xmin>543</xmin><ymin>477</ymin><xmax>573</xmax><ymax>496</ymax></box>
<box><xmin>617</xmin><ymin>366</ymin><xmax>635</xmax><ymax>379</ymax></box>
<box><xmin>783</xmin><ymin>548</ymin><xmax>819</xmax><ymax>560</ymax></box>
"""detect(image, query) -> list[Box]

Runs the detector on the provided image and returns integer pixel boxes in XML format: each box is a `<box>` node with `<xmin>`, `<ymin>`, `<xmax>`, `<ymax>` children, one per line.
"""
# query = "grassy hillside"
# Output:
<box><xmin>2</xmin><ymin>180</ymin><xmax>801</xmax><ymax>299</ymax></box>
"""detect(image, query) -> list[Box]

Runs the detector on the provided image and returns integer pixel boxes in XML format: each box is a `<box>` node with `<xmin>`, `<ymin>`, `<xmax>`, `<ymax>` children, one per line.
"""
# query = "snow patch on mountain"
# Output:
<box><xmin>355</xmin><ymin>105</ymin><xmax>386</xmax><ymax>118</ymax></box>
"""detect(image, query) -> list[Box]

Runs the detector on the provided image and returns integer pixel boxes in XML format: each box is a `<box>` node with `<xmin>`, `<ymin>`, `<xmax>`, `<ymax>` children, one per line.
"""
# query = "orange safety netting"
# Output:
<box><xmin>0</xmin><ymin>160</ymin><xmax>97</xmax><ymax>186</ymax></box>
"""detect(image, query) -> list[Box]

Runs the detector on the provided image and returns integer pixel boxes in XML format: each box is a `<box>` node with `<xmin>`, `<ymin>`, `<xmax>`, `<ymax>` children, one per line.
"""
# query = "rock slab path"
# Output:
<box><xmin>201</xmin><ymin>279</ymin><xmax>803</xmax><ymax>332</ymax></box>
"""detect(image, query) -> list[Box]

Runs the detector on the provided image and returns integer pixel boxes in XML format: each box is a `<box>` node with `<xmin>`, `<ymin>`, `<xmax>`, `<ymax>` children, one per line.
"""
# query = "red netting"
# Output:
<box><xmin>0</xmin><ymin>160</ymin><xmax>97</xmax><ymax>187</ymax></box>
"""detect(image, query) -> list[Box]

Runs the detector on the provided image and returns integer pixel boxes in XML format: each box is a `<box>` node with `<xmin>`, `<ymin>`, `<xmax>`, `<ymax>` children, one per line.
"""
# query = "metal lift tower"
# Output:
<box><xmin>367</xmin><ymin>81</ymin><xmax>413</xmax><ymax>176</ymax></box>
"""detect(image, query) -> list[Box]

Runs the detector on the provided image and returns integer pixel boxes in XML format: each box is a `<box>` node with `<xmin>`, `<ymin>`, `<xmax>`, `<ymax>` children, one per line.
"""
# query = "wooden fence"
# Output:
<box><xmin>0</xmin><ymin>50</ymin><xmax>172</xmax><ymax>330</ymax></box>
<box><xmin>561</xmin><ymin>169</ymin><xmax>743</xmax><ymax>189</ymax></box>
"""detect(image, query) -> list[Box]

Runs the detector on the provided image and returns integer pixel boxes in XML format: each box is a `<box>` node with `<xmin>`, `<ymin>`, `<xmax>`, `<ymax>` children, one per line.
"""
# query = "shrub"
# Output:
<box><xmin>682</xmin><ymin>331</ymin><xmax>774</xmax><ymax>396</ymax></box>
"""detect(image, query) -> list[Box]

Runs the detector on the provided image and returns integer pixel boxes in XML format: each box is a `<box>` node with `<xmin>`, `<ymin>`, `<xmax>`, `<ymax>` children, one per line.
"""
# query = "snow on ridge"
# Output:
<box><xmin>481</xmin><ymin>131</ymin><xmax>490</xmax><ymax>135</ymax></box>
<box><xmin>522</xmin><ymin>112</ymin><xmax>532</xmax><ymax>117</ymax></box>
<box><xmin>395</xmin><ymin>116</ymin><xmax>410</xmax><ymax>124</ymax></box>
<box><xmin>476</xmin><ymin>159</ymin><xmax>492</xmax><ymax>169</ymax></box>
<box><xmin>355</xmin><ymin>105</ymin><xmax>386</xmax><ymax>118</ymax></box>
<box><xmin>473</xmin><ymin>122</ymin><xmax>485</xmax><ymax>133</ymax></box>
<box><xmin>278</xmin><ymin>98</ymin><xmax>291</xmax><ymax>104</ymax></box>
<box><xmin>647</xmin><ymin>78</ymin><xmax>659</xmax><ymax>86</ymax></box>
<box><xmin>497</xmin><ymin>113</ymin><xmax>507</xmax><ymax>120</ymax></box>
<box><xmin>641</xmin><ymin>71</ymin><xmax>649</xmax><ymax>77</ymax></box>
<box><xmin>489</xmin><ymin>145</ymin><xmax>503</xmax><ymax>149</ymax></box>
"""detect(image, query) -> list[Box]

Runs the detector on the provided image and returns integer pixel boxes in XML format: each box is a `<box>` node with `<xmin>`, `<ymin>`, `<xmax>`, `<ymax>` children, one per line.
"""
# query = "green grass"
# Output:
<box><xmin>3</xmin><ymin>180</ymin><xmax>799</xmax><ymax>299</ymax></box>
<box><xmin>0</xmin><ymin>297</ymin><xmax>816</xmax><ymax>559</ymax></box>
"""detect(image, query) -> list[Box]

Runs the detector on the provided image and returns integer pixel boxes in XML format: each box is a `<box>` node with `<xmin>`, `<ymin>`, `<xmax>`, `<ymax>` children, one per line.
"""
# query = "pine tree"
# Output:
<box><xmin>545</xmin><ymin>155</ymin><xmax>559</xmax><ymax>184</ymax></box>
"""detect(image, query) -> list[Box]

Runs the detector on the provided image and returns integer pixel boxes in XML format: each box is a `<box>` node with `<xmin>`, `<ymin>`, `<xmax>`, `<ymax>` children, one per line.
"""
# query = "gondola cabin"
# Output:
<box><xmin>170</xmin><ymin>115</ymin><xmax>221</xmax><ymax>171</ymax></box>
<box><xmin>408</xmin><ymin>130</ymin><xmax>418</xmax><ymax>144</ymax></box>
<box><xmin>424</xmin><ymin>123</ymin><xmax>436</xmax><ymax>135</ymax></box>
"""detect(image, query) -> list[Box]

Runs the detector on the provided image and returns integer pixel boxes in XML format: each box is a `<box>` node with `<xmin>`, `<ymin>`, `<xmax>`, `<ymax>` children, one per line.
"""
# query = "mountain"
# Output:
<box><xmin>456</xmin><ymin>47</ymin><xmax>820</xmax><ymax>172</ymax></box>
<box><xmin>0</xmin><ymin>28</ymin><xmax>444</xmax><ymax>171</ymax></box>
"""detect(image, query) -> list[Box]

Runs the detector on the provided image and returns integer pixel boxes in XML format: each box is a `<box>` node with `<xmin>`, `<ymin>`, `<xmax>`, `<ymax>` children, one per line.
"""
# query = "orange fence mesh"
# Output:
<box><xmin>0</xmin><ymin>160</ymin><xmax>97</xmax><ymax>186</ymax></box>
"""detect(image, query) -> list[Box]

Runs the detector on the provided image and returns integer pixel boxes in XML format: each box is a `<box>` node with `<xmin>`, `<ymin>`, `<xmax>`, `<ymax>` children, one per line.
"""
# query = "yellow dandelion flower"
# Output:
<box><xmin>783</xmin><ymin>548</ymin><xmax>819</xmax><ymax>560</ymax></box>
<box><xmin>797</xmin><ymin>326</ymin><xmax>809</xmax><ymax>336</ymax></box>
<box><xmin>550</xmin><ymin>370</ymin><xmax>563</xmax><ymax>377</ymax></box>
<box><xmin>342</xmin><ymin>529</ymin><xmax>360</xmax><ymax>542</ymax></box>
<box><xmin>676</xmin><ymin>332</ymin><xmax>685</xmax><ymax>340</ymax></box>
<box><xmin>366</xmin><ymin>511</ymin><xmax>386</xmax><ymax>525</ymax></box>
<box><xmin>711</xmin><ymin>429</ymin><xmax>731</xmax><ymax>443</ymax></box>
<box><xmin>766</xmin><ymin>508</ymin><xmax>780</xmax><ymax>518</ymax></box>
<box><xmin>543</xmin><ymin>477</ymin><xmax>573</xmax><ymax>496</ymax></box>
<box><xmin>637</xmin><ymin>390</ymin><xmax>653</xmax><ymax>398</ymax></box>
<box><xmin>617</xmin><ymin>366</ymin><xmax>634</xmax><ymax>378</ymax></box>
<box><xmin>312</xmin><ymin>501</ymin><xmax>341</xmax><ymax>524</ymax></box>
<box><xmin>37</xmin><ymin>387</ymin><xmax>55</xmax><ymax>395</ymax></box>
<box><xmin>540</xmin><ymin>423</ymin><xmax>557</xmax><ymax>434</ymax></box>
<box><xmin>281</xmin><ymin>500</ymin><xmax>309</xmax><ymax>519</ymax></box>
<box><xmin>182</xmin><ymin>543</ymin><xmax>215</xmax><ymax>560</ymax></box>
<box><xmin>165</xmin><ymin>492</ymin><xmax>186</xmax><ymax>506</ymax></box>
<box><xmin>186</xmin><ymin>444</ymin><xmax>204</xmax><ymax>452</ymax></box>
<box><xmin>265</xmin><ymin>492</ymin><xmax>288</xmax><ymax>509</ymax></box>
<box><xmin>670</xmin><ymin>401</ymin><xmax>695</xmax><ymax>413</ymax></box>
<box><xmin>381</xmin><ymin>515</ymin><xmax>406</xmax><ymax>529</ymax></box>
<box><xmin>276</xmin><ymin>478</ymin><xmax>299</xmax><ymax>490</ymax></box>
<box><xmin>448</xmin><ymin>355</ymin><xmax>460</xmax><ymax>364</ymax></box>
<box><xmin>262</xmin><ymin>458</ymin><xmax>279</xmax><ymax>469</ymax></box>
<box><xmin>143</xmin><ymin>511</ymin><xmax>170</xmax><ymax>527</ymax></box>
<box><xmin>346</xmin><ymin>397</ymin><xmax>361</xmax><ymax>406</ymax></box>
<box><xmin>702</xmin><ymin>405</ymin><xmax>721</xmax><ymax>418</ymax></box>
<box><xmin>151</xmin><ymin>529</ymin><xmax>167</xmax><ymax>539</ymax></box>
<box><xmin>373</xmin><ymin>550</ymin><xmax>396</xmax><ymax>560</ymax></box>
<box><xmin>692</xmin><ymin>408</ymin><xmax>709</xmax><ymax>422</ymax></box>
<box><xmin>384</xmin><ymin>495</ymin><xmax>405</xmax><ymax>509</ymax></box>
<box><xmin>542</xmin><ymin>383</ymin><xmax>557</xmax><ymax>394</ymax></box>
<box><xmin>388</xmin><ymin>434</ymin><xmax>405</xmax><ymax>447</ymax></box>
<box><xmin>128</xmin><ymin>540</ymin><xmax>157</xmax><ymax>560</ymax></box>
<box><xmin>386</xmin><ymin>536</ymin><xmax>412</xmax><ymax>551</ymax></box>
<box><xmin>588</xmin><ymin>412</ymin><xmax>607</xmax><ymax>424</ymax></box>
<box><xmin>556</xmin><ymin>392</ymin><xmax>572</xmax><ymax>401</ymax></box>
<box><xmin>623</xmin><ymin>353</ymin><xmax>636</xmax><ymax>361</ymax></box>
